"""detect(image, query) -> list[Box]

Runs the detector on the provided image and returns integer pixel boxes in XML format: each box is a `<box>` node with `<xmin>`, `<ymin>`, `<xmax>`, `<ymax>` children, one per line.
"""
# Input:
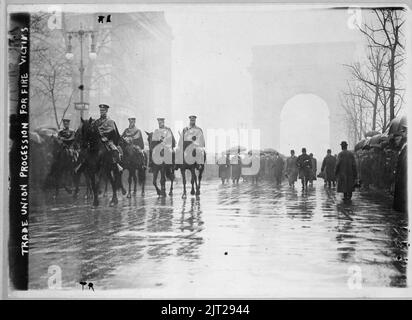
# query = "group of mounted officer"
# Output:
<box><xmin>57</xmin><ymin>104</ymin><xmax>205</xmax><ymax>173</ymax></box>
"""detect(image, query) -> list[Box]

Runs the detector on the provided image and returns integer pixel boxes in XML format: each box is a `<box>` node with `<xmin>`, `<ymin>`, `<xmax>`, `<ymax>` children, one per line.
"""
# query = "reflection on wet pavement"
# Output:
<box><xmin>29</xmin><ymin>179</ymin><xmax>408</xmax><ymax>295</ymax></box>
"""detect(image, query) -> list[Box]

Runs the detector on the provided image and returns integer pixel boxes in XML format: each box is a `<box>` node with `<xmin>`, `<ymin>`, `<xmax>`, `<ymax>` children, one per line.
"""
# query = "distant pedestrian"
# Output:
<box><xmin>273</xmin><ymin>152</ymin><xmax>285</xmax><ymax>186</ymax></box>
<box><xmin>297</xmin><ymin>147</ymin><xmax>312</xmax><ymax>191</ymax></box>
<box><xmin>217</xmin><ymin>153</ymin><xmax>230</xmax><ymax>184</ymax></box>
<box><xmin>309</xmin><ymin>153</ymin><xmax>317</xmax><ymax>186</ymax></box>
<box><xmin>335</xmin><ymin>141</ymin><xmax>357</xmax><ymax>200</ymax></box>
<box><xmin>286</xmin><ymin>150</ymin><xmax>298</xmax><ymax>187</ymax></box>
<box><xmin>321</xmin><ymin>149</ymin><xmax>336</xmax><ymax>188</ymax></box>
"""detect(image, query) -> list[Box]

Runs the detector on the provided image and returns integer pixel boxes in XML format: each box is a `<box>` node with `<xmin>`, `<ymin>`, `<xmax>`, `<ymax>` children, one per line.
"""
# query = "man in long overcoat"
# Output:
<box><xmin>296</xmin><ymin>147</ymin><xmax>312</xmax><ymax>191</ymax></box>
<box><xmin>286</xmin><ymin>150</ymin><xmax>298</xmax><ymax>187</ymax></box>
<box><xmin>273</xmin><ymin>152</ymin><xmax>285</xmax><ymax>186</ymax></box>
<box><xmin>309</xmin><ymin>153</ymin><xmax>317</xmax><ymax>186</ymax></box>
<box><xmin>321</xmin><ymin>149</ymin><xmax>336</xmax><ymax>188</ymax></box>
<box><xmin>335</xmin><ymin>141</ymin><xmax>357</xmax><ymax>200</ymax></box>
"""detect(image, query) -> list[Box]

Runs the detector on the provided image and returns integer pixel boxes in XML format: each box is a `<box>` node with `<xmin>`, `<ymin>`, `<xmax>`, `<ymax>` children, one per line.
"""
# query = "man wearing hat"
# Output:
<box><xmin>94</xmin><ymin>104</ymin><xmax>122</xmax><ymax>170</ymax></box>
<box><xmin>321</xmin><ymin>149</ymin><xmax>336</xmax><ymax>188</ymax></box>
<box><xmin>58</xmin><ymin>118</ymin><xmax>76</xmax><ymax>147</ymax></box>
<box><xmin>182</xmin><ymin>115</ymin><xmax>205</xmax><ymax>148</ymax></box>
<box><xmin>335</xmin><ymin>141</ymin><xmax>357</xmax><ymax>200</ymax></box>
<box><xmin>150</xmin><ymin>117</ymin><xmax>176</xmax><ymax>168</ymax></box>
<box><xmin>296</xmin><ymin>147</ymin><xmax>312</xmax><ymax>191</ymax></box>
<box><xmin>121</xmin><ymin>116</ymin><xmax>144</xmax><ymax>150</ymax></box>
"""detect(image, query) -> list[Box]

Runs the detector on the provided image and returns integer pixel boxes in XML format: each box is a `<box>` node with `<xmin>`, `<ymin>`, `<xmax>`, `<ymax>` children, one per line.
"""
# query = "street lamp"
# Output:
<box><xmin>65</xmin><ymin>26</ymin><xmax>97</xmax><ymax>118</ymax></box>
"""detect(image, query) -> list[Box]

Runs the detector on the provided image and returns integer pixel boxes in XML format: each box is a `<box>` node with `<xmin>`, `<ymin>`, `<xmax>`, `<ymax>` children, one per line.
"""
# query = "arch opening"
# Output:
<box><xmin>280</xmin><ymin>94</ymin><xmax>330</xmax><ymax>160</ymax></box>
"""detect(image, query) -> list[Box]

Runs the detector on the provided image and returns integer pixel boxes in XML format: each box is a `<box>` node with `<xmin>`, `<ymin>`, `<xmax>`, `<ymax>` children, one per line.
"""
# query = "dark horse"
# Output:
<box><xmin>119</xmin><ymin>137</ymin><xmax>147</xmax><ymax>197</ymax></box>
<box><xmin>176</xmin><ymin>132</ymin><xmax>206</xmax><ymax>199</ymax></box>
<box><xmin>78</xmin><ymin>117</ymin><xmax>123</xmax><ymax>206</ymax></box>
<box><xmin>145</xmin><ymin>131</ymin><xmax>175</xmax><ymax>197</ymax></box>
<box><xmin>44</xmin><ymin>135</ymin><xmax>78</xmax><ymax>199</ymax></box>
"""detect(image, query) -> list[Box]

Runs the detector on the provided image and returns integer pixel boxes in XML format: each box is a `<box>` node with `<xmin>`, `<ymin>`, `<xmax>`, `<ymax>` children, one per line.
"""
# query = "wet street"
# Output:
<box><xmin>28</xmin><ymin>178</ymin><xmax>409</xmax><ymax>297</ymax></box>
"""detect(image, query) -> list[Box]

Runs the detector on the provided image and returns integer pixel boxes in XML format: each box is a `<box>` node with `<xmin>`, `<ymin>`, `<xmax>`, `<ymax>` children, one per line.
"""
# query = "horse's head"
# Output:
<box><xmin>81</xmin><ymin>117</ymin><xmax>98</xmax><ymax>140</ymax></box>
<box><xmin>79</xmin><ymin>117</ymin><xmax>100</xmax><ymax>150</ymax></box>
<box><xmin>145</xmin><ymin>131</ymin><xmax>153</xmax><ymax>149</ymax></box>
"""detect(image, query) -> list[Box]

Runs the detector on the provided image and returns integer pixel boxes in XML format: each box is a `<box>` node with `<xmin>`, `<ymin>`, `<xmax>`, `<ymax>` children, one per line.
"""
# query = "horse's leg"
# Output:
<box><xmin>103</xmin><ymin>174</ymin><xmax>108</xmax><ymax>197</ymax></box>
<box><xmin>160</xmin><ymin>167</ymin><xmax>167</xmax><ymax>197</ymax></box>
<box><xmin>168</xmin><ymin>167</ymin><xmax>174</xmax><ymax>196</ymax></box>
<box><xmin>132</xmin><ymin>169</ymin><xmax>137</xmax><ymax>196</ymax></box>
<box><xmin>153</xmin><ymin>168</ymin><xmax>161</xmax><ymax>196</ymax></box>
<box><xmin>140</xmin><ymin>167</ymin><xmax>146</xmax><ymax>196</ymax></box>
<box><xmin>127</xmin><ymin>170</ymin><xmax>132</xmax><ymax>198</ymax></box>
<box><xmin>53</xmin><ymin>168</ymin><xmax>60</xmax><ymax>200</ymax></box>
<box><xmin>89</xmin><ymin>170</ymin><xmax>99</xmax><ymax>207</ymax></box>
<box><xmin>181</xmin><ymin>168</ymin><xmax>187</xmax><ymax>199</ymax></box>
<box><xmin>190</xmin><ymin>168</ymin><xmax>197</xmax><ymax>195</ymax></box>
<box><xmin>73</xmin><ymin>170</ymin><xmax>80</xmax><ymax>199</ymax></box>
<box><xmin>119</xmin><ymin>170</ymin><xmax>127</xmax><ymax>196</ymax></box>
<box><xmin>196</xmin><ymin>167</ymin><xmax>203</xmax><ymax>195</ymax></box>
<box><xmin>109</xmin><ymin>167</ymin><xmax>119</xmax><ymax>206</ymax></box>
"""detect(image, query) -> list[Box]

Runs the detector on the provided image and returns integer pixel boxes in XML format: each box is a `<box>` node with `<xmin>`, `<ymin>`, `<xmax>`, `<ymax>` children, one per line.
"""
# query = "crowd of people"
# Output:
<box><xmin>216</xmin><ymin>129</ymin><xmax>407</xmax><ymax>212</ymax></box>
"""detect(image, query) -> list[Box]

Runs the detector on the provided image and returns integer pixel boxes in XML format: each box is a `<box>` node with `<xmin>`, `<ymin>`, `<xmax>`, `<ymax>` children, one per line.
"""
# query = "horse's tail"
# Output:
<box><xmin>137</xmin><ymin>166</ymin><xmax>145</xmax><ymax>185</ymax></box>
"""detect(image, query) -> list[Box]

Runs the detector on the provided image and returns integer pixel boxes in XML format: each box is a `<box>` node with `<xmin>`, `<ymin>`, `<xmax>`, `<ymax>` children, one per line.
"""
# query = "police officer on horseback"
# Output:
<box><xmin>182</xmin><ymin>115</ymin><xmax>205</xmax><ymax>148</ymax></box>
<box><xmin>121</xmin><ymin>116</ymin><xmax>144</xmax><ymax>150</ymax></box>
<box><xmin>149</xmin><ymin>117</ymin><xmax>176</xmax><ymax>170</ymax></box>
<box><xmin>58</xmin><ymin>118</ymin><xmax>75</xmax><ymax>147</ymax></box>
<box><xmin>94</xmin><ymin>104</ymin><xmax>123</xmax><ymax>172</ymax></box>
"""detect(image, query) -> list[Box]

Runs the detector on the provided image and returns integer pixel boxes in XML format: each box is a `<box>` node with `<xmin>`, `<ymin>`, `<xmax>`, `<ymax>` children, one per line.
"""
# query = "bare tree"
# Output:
<box><xmin>357</xmin><ymin>8</ymin><xmax>405</xmax><ymax>121</ymax></box>
<box><xmin>30</xmin><ymin>13</ymin><xmax>75</xmax><ymax>129</ymax></box>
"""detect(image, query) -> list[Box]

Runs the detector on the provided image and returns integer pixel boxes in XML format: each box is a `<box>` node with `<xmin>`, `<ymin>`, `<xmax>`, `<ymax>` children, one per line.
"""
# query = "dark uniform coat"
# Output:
<box><xmin>58</xmin><ymin>128</ymin><xmax>75</xmax><ymax>146</ymax></box>
<box><xmin>273</xmin><ymin>156</ymin><xmax>285</xmax><ymax>179</ymax></box>
<box><xmin>217</xmin><ymin>154</ymin><xmax>230</xmax><ymax>179</ymax></box>
<box><xmin>335</xmin><ymin>150</ymin><xmax>357</xmax><ymax>193</ymax></box>
<box><xmin>121</xmin><ymin>126</ymin><xmax>144</xmax><ymax>149</ymax></box>
<box><xmin>321</xmin><ymin>155</ymin><xmax>336</xmax><ymax>182</ymax></box>
<box><xmin>311</xmin><ymin>158</ymin><xmax>317</xmax><ymax>180</ymax></box>
<box><xmin>230</xmin><ymin>155</ymin><xmax>242</xmax><ymax>180</ymax></box>
<box><xmin>286</xmin><ymin>155</ymin><xmax>298</xmax><ymax>183</ymax></box>
<box><xmin>94</xmin><ymin>116</ymin><xmax>120</xmax><ymax>151</ymax></box>
<box><xmin>296</xmin><ymin>154</ymin><xmax>312</xmax><ymax>180</ymax></box>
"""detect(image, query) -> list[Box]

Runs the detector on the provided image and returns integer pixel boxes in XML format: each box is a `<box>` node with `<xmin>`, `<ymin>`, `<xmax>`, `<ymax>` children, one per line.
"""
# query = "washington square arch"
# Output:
<box><xmin>250</xmin><ymin>41</ymin><xmax>358</xmax><ymax>152</ymax></box>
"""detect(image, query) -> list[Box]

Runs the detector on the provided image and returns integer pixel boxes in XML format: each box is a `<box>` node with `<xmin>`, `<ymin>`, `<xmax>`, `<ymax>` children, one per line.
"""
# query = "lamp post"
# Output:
<box><xmin>65</xmin><ymin>25</ymin><xmax>97</xmax><ymax>119</ymax></box>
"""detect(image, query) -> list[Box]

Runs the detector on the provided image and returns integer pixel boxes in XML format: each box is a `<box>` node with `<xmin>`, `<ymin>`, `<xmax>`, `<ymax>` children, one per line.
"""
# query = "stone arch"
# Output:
<box><xmin>280</xmin><ymin>93</ymin><xmax>330</xmax><ymax>158</ymax></box>
<box><xmin>249</xmin><ymin>41</ymin><xmax>358</xmax><ymax>151</ymax></box>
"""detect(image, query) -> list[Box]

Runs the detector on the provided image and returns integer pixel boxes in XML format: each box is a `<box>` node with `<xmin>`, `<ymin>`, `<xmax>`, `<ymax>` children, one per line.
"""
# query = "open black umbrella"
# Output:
<box><xmin>262</xmin><ymin>148</ymin><xmax>279</xmax><ymax>154</ymax></box>
<box><xmin>354</xmin><ymin>139</ymin><xmax>367</xmax><ymax>151</ymax></box>
<box><xmin>387</xmin><ymin>115</ymin><xmax>407</xmax><ymax>135</ymax></box>
<box><xmin>226</xmin><ymin>145</ymin><xmax>247</xmax><ymax>154</ymax></box>
<box><xmin>364</xmin><ymin>130</ymin><xmax>380</xmax><ymax>138</ymax></box>
<box><xmin>368</xmin><ymin>133</ymin><xmax>389</xmax><ymax>149</ymax></box>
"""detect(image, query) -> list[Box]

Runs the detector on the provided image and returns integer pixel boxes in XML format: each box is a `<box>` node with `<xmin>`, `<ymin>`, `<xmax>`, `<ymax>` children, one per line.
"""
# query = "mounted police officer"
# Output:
<box><xmin>94</xmin><ymin>104</ymin><xmax>123</xmax><ymax>171</ymax></box>
<box><xmin>58</xmin><ymin>118</ymin><xmax>75</xmax><ymax>147</ymax></box>
<box><xmin>121</xmin><ymin>116</ymin><xmax>144</xmax><ymax>150</ymax></box>
<box><xmin>57</xmin><ymin>118</ymin><xmax>78</xmax><ymax>161</ymax></box>
<box><xmin>149</xmin><ymin>117</ymin><xmax>176</xmax><ymax>169</ymax></box>
<box><xmin>182</xmin><ymin>115</ymin><xmax>205</xmax><ymax>148</ymax></box>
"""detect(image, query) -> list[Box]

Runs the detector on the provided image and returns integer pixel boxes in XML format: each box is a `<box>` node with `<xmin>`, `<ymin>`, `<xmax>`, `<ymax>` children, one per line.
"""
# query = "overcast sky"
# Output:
<box><xmin>163</xmin><ymin>7</ymin><xmax>366</xmax><ymax>154</ymax></box>
<box><xmin>165</xmin><ymin>7</ymin><xmax>364</xmax><ymax>124</ymax></box>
